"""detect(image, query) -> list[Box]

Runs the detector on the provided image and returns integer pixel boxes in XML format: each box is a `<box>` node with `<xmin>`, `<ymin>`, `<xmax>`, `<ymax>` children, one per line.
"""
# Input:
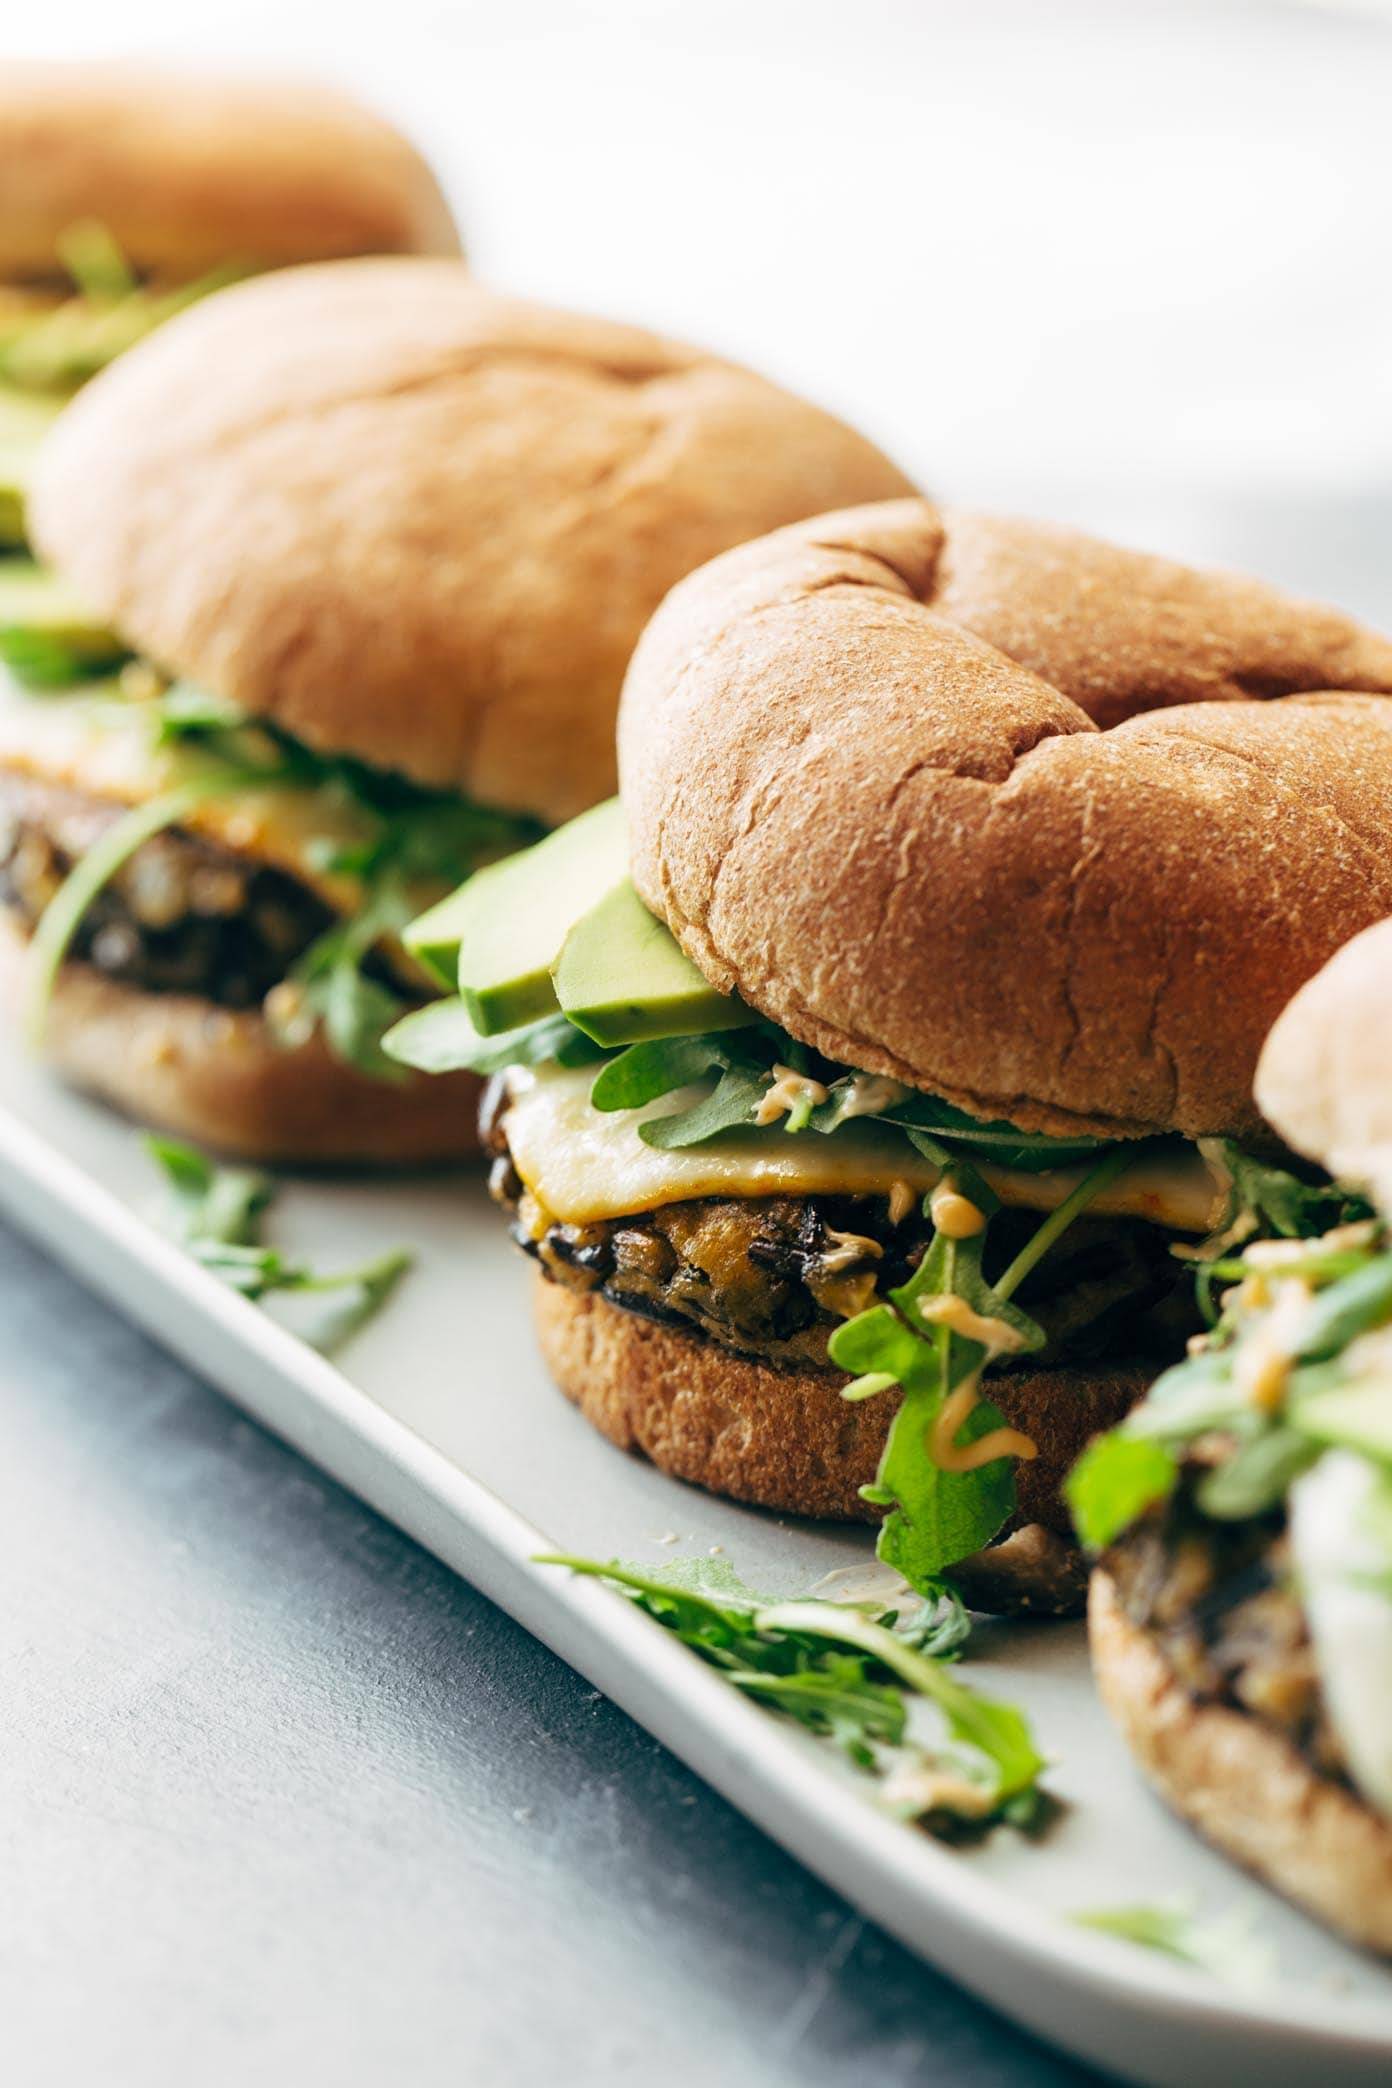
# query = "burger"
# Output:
<box><xmin>388</xmin><ymin>499</ymin><xmax>1392</xmax><ymax>1609</ymax></box>
<box><xmin>0</xmin><ymin>264</ymin><xmax>914</xmax><ymax>1162</ymax></box>
<box><xmin>0</xmin><ymin>60</ymin><xmax>460</xmax><ymax>545</ymax></box>
<box><xmin>1077</xmin><ymin>915</ymin><xmax>1392</xmax><ymax>1955</ymax></box>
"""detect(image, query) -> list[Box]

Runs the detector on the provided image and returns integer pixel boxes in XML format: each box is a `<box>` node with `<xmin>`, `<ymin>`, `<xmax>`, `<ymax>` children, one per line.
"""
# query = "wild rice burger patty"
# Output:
<box><xmin>0</xmin><ymin>771</ymin><xmax>338</xmax><ymax>1006</ymax></box>
<box><xmin>484</xmin><ymin>1086</ymin><xmax>1196</xmax><ymax>1375</ymax></box>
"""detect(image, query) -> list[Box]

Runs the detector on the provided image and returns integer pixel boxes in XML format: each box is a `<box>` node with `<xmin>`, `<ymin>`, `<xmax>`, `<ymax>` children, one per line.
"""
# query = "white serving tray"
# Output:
<box><xmin>1</xmin><ymin>1038</ymin><xmax>1389</xmax><ymax>2088</ymax></box>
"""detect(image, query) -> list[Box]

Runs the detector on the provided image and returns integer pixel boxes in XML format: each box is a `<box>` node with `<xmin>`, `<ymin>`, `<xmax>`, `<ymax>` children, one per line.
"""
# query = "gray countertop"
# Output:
<box><xmin>0</xmin><ymin>1217</ymin><xmax>1105</xmax><ymax>2086</ymax></box>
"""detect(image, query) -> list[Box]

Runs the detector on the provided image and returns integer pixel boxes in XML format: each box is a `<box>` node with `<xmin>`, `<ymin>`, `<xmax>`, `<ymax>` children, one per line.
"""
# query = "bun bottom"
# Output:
<box><xmin>1089</xmin><ymin>1567</ymin><xmax>1392</xmax><ymax>1955</ymax></box>
<box><xmin>1</xmin><ymin>922</ymin><xmax>480</xmax><ymax>1165</ymax></box>
<box><xmin>533</xmin><ymin>1276</ymin><xmax>1148</xmax><ymax>1616</ymax></box>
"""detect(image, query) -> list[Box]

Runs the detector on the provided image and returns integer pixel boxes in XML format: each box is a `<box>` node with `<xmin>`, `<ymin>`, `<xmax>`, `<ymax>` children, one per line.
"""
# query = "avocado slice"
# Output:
<box><xmin>554</xmin><ymin>878</ymin><xmax>756</xmax><ymax>1046</ymax></box>
<box><xmin>404</xmin><ymin>796</ymin><xmax>630</xmax><ymax>1027</ymax></box>
<box><xmin>0</xmin><ymin>558</ymin><xmax>128</xmax><ymax>685</ymax></box>
<box><xmin>0</xmin><ymin>385</ymin><xmax>64</xmax><ymax>548</ymax></box>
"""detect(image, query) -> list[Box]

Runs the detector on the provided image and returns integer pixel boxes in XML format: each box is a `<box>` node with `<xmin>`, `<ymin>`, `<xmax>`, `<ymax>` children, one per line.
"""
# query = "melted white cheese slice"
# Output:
<box><xmin>1290</xmin><ymin>1443</ymin><xmax>1392</xmax><ymax>1820</ymax></box>
<box><xmin>501</xmin><ymin>1062</ymin><xmax>1225</xmax><ymax>1233</ymax></box>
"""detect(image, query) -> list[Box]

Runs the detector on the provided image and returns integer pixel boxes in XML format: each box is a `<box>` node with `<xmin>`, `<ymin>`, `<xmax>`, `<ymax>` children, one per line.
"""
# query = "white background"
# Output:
<box><xmin>9</xmin><ymin>1</ymin><xmax>1392</xmax><ymax>612</ymax></box>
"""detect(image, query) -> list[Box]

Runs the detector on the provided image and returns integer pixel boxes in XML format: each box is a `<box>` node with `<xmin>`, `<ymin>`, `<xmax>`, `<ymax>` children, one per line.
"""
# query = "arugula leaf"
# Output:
<box><xmin>1065</xmin><ymin>1434</ymin><xmax>1178</xmax><ymax>1550</ymax></box>
<box><xmin>149</xmin><ymin>683</ymin><xmax>252</xmax><ymax>742</ymax></box>
<box><xmin>1195</xmin><ymin>1427</ymin><xmax>1320</xmax><ymax>1520</ymax></box>
<box><xmin>869</xmin><ymin>1091</ymin><xmax>1111</xmax><ymax>1175</ymax></box>
<box><xmin>1190</xmin><ymin>1139</ymin><xmax>1372</xmax><ymax>1259</ymax></box>
<box><xmin>589</xmin><ymin>1032</ymin><xmax>749</xmax><ymax>1112</ymax></box>
<box><xmin>270</xmin><ymin>875</ymin><xmax>414</xmax><ymax>1082</ymax></box>
<box><xmin>146</xmin><ymin>1138</ymin><xmax>412</xmax><ymax>1350</ymax></box>
<box><xmin>1295</xmin><ymin>1374</ymin><xmax>1392</xmax><ymax>1463</ymax></box>
<box><xmin>640</xmin><ymin>1061</ymin><xmax>776</xmax><ymax>1149</ymax></box>
<box><xmin>1289</xmin><ymin>1253</ymin><xmax>1392</xmax><ymax>1363</ymax></box>
<box><xmin>23</xmin><ymin>775</ymin><xmax>244</xmax><ymax>1046</ymax></box>
<box><xmin>730</xmin><ymin>1663</ymin><xmax>907</xmax><ymax>1761</ymax></box>
<box><xmin>384</xmin><ymin>1000</ymin><xmax>604</xmax><ymax>1077</ymax></box>
<box><xmin>831</xmin><ymin>1217</ymin><xmax>1045</xmax><ymax>1586</ymax></box>
<box><xmin>829</xmin><ymin>1149</ymin><xmax>1135</xmax><ymax>1592</ymax></box>
<box><xmin>538</xmin><ymin>1553</ymin><xmax>1047</xmax><ymax>1826</ymax></box>
<box><xmin>146</xmin><ymin>1135</ymin><xmax>271</xmax><ymax>1248</ymax></box>
<box><xmin>1072</xmin><ymin>1900</ymin><xmax>1274</xmax><ymax>1989</ymax></box>
<box><xmin>754</xmin><ymin>1599</ymin><xmax>1045</xmax><ymax>1801</ymax></box>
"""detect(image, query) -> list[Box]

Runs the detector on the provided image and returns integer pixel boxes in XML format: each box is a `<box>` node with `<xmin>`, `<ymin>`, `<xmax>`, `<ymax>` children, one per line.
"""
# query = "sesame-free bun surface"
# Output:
<box><xmin>1090</xmin><ymin>1568</ymin><xmax>1392</xmax><ymax>1956</ymax></box>
<box><xmin>534</xmin><ymin>1276</ymin><xmax>1147</xmax><ymax>1615</ymax></box>
<box><xmin>1256</xmin><ymin>916</ymin><xmax>1392</xmax><ymax>1211</ymax></box>
<box><xmin>620</xmin><ymin>501</ymin><xmax>1392</xmax><ymax>1143</ymax></box>
<box><xmin>0</xmin><ymin>62</ymin><xmax>459</xmax><ymax>280</ymax></box>
<box><xmin>31</xmin><ymin>266</ymin><xmax>916</xmax><ymax>825</ymax></box>
<box><xmin>0</xmin><ymin>916</ymin><xmax>479</xmax><ymax>1165</ymax></box>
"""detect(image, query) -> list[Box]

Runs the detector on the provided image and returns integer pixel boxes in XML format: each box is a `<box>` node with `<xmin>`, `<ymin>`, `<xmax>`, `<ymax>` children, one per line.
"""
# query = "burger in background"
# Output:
<box><xmin>0</xmin><ymin>60</ymin><xmax>461</xmax><ymax>548</ymax></box>
<box><xmin>0</xmin><ymin>263</ymin><xmax>914</xmax><ymax>1162</ymax></box>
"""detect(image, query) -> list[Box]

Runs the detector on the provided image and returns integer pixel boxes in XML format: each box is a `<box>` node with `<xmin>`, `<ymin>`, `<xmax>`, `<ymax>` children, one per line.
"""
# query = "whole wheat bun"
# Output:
<box><xmin>534</xmin><ymin>1276</ymin><xmax>1149</xmax><ymax>1615</ymax></box>
<box><xmin>0</xmin><ymin>63</ymin><xmax>459</xmax><ymax>280</ymax></box>
<box><xmin>1256</xmin><ymin>915</ymin><xmax>1392</xmax><ymax>1213</ymax></box>
<box><xmin>0</xmin><ymin>917</ymin><xmax>478</xmax><ymax>1166</ymax></box>
<box><xmin>30</xmin><ymin>265</ymin><xmax>916</xmax><ymax>827</ymax></box>
<box><xmin>1089</xmin><ymin>1568</ymin><xmax>1392</xmax><ymax>1956</ymax></box>
<box><xmin>620</xmin><ymin>500</ymin><xmax>1392</xmax><ymax>1145</ymax></box>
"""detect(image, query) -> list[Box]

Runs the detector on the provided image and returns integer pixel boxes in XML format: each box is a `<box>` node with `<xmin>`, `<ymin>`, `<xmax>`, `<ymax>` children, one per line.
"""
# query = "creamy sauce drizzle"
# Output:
<box><xmin>1233</xmin><ymin>1275</ymin><xmax>1314</xmax><ymax>1413</ymax></box>
<box><xmin>926</xmin><ymin>1379</ymin><xmax>1040</xmax><ymax>1474</ymax></box>
<box><xmin>754</xmin><ymin>1064</ymin><xmax>830</xmax><ymax>1127</ymax></box>
<box><xmin>915</xmin><ymin>1296</ymin><xmax>1037</xmax><ymax>1472</ymax></box>
<box><xmin>928</xmin><ymin>1186</ymin><xmax>987</xmax><ymax>1239</ymax></box>
<box><xmin>832</xmin><ymin>1074</ymin><xmax>912</xmax><ymax>1121</ymax></box>
<box><xmin>819</xmin><ymin>1227</ymin><xmax>884</xmax><ymax>1275</ymax></box>
<box><xmin>917</xmin><ymin>1294</ymin><xmax>1025</xmax><ymax>1355</ymax></box>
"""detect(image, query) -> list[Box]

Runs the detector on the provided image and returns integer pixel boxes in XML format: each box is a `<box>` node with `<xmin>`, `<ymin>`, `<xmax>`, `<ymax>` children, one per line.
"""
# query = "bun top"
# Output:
<box><xmin>619</xmin><ymin>500</ymin><xmax>1392</xmax><ymax>1143</ymax></box>
<box><xmin>1256</xmin><ymin>918</ymin><xmax>1392</xmax><ymax>1208</ymax></box>
<box><xmin>0</xmin><ymin>62</ymin><xmax>459</xmax><ymax>279</ymax></box>
<box><xmin>30</xmin><ymin>263</ymin><xmax>915</xmax><ymax>824</ymax></box>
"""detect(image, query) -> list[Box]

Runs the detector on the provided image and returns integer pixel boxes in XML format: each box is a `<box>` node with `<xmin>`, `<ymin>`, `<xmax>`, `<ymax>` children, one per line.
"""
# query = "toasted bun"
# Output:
<box><xmin>620</xmin><ymin>501</ymin><xmax>1392</xmax><ymax>1143</ymax></box>
<box><xmin>0</xmin><ymin>918</ymin><xmax>478</xmax><ymax>1165</ymax></box>
<box><xmin>533</xmin><ymin>1275</ymin><xmax>1148</xmax><ymax>1615</ymax></box>
<box><xmin>1090</xmin><ymin>1568</ymin><xmax>1392</xmax><ymax>1956</ymax></box>
<box><xmin>30</xmin><ymin>267</ymin><xmax>915</xmax><ymax>826</ymax></box>
<box><xmin>0</xmin><ymin>63</ymin><xmax>459</xmax><ymax>279</ymax></box>
<box><xmin>1256</xmin><ymin>915</ymin><xmax>1392</xmax><ymax>1210</ymax></box>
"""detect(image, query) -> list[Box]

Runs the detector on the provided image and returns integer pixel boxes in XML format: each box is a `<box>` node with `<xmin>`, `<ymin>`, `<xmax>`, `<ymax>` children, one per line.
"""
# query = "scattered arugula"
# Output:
<box><xmin>147</xmin><ymin>1137</ymin><xmax>411</xmax><ymax>1349</ymax></box>
<box><xmin>1072</xmin><ymin>1900</ymin><xmax>1274</xmax><ymax>1989</ymax></box>
<box><xmin>540</xmin><ymin>1553</ymin><xmax>1048</xmax><ymax>1829</ymax></box>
